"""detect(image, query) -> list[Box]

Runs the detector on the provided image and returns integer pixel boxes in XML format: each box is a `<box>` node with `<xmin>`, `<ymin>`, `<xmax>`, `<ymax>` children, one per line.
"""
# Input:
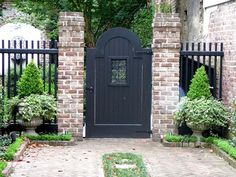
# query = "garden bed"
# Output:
<box><xmin>0</xmin><ymin>162</ymin><xmax>7</xmax><ymax>177</ymax></box>
<box><xmin>162</xmin><ymin>134</ymin><xmax>210</xmax><ymax>148</ymax></box>
<box><xmin>163</xmin><ymin>134</ymin><xmax>236</xmax><ymax>169</ymax></box>
<box><xmin>0</xmin><ymin>137</ymin><xmax>29</xmax><ymax>177</ymax></box>
<box><xmin>1</xmin><ymin>134</ymin><xmax>75</xmax><ymax>176</ymax></box>
<box><xmin>26</xmin><ymin>134</ymin><xmax>76</xmax><ymax>146</ymax></box>
<box><xmin>103</xmin><ymin>153</ymin><xmax>148</xmax><ymax>177</ymax></box>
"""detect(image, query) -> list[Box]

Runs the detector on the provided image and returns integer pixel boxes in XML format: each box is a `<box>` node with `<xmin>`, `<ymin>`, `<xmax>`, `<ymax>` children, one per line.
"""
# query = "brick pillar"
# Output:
<box><xmin>152</xmin><ymin>13</ymin><xmax>181</xmax><ymax>141</ymax></box>
<box><xmin>57</xmin><ymin>12</ymin><xmax>85</xmax><ymax>140</ymax></box>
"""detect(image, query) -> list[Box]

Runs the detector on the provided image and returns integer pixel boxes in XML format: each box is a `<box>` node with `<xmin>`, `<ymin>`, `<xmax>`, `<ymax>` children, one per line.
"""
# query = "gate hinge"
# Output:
<box><xmin>136</xmin><ymin>130</ymin><xmax>153</xmax><ymax>134</ymax></box>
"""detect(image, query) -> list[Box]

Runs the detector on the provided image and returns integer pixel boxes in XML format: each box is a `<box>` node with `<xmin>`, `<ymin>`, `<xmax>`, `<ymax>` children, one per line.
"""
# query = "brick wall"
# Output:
<box><xmin>57</xmin><ymin>12</ymin><xmax>85</xmax><ymax>140</ymax></box>
<box><xmin>207</xmin><ymin>1</ymin><xmax>236</xmax><ymax>105</ymax></box>
<box><xmin>152</xmin><ymin>13</ymin><xmax>181</xmax><ymax>141</ymax></box>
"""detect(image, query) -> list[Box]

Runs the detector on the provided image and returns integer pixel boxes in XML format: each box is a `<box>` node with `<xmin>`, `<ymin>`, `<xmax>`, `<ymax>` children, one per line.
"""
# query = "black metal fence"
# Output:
<box><xmin>0</xmin><ymin>40</ymin><xmax>58</xmax><ymax>134</ymax></box>
<box><xmin>0</xmin><ymin>40</ymin><xmax>58</xmax><ymax>99</ymax></box>
<box><xmin>180</xmin><ymin>42</ymin><xmax>223</xmax><ymax>99</ymax></box>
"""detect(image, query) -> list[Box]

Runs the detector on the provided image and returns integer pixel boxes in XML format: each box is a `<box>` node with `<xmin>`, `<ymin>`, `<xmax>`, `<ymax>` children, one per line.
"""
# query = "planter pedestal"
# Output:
<box><xmin>192</xmin><ymin>130</ymin><xmax>202</xmax><ymax>147</ymax></box>
<box><xmin>187</xmin><ymin>122</ymin><xmax>208</xmax><ymax>147</ymax></box>
<box><xmin>22</xmin><ymin>118</ymin><xmax>42</xmax><ymax>135</ymax></box>
<box><xmin>24</xmin><ymin>128</ymin><xmax>38</xmax><ymax>135</ymax></box>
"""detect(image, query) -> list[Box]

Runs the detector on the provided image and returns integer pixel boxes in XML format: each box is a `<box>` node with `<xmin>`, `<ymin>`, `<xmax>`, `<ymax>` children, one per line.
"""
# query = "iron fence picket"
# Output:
<box><xmin>180</xmin><ymin>42</ymin><xmax>224</xmax><ymax>100</ymax></box>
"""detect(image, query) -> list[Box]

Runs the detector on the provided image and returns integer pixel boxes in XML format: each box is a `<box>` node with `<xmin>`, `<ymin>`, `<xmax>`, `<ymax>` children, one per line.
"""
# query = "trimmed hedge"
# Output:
<box><xmin>165</xmin><ymin>134</ymin><xmax>197</xmax><ymax>143</ymax></box>
<box><xmin>26</xmin><ymin>134</ymin><xmax>72</xmax><ymax>141</ymax></box>
<box><xmin>213</xmin><ymin>138</ymin><xmax>236</xmax><ymax>160</ymax></box>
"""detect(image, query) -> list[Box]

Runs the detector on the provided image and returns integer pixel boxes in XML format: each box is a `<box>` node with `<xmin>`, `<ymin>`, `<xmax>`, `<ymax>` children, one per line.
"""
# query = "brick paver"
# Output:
<box><xmin>10</xmin><ymin>139</ymin><xmax>236</xmax><ymax>177</ymax></box>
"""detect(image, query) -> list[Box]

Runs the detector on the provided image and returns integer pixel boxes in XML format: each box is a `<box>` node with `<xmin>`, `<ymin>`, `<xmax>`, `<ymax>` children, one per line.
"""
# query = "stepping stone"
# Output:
<box><xmin>115</xmin><ymin>164</ymin><xmax>136</xmax><ymax>169</ymax></box>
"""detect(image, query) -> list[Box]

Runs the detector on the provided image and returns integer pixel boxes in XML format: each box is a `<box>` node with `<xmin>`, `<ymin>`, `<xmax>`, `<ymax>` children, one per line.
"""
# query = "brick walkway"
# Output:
<box><xmin>10</xmin><ymin>139</ymin><xmax>236</xmax><ymax>177</ymax></box>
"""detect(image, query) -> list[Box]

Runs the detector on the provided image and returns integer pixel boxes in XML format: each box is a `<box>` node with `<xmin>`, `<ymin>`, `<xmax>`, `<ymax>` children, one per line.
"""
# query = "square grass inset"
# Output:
<box><xmin>103</xmin><ymin>153</ymin><xmax>148</xmax><ymax>177</ymax></box>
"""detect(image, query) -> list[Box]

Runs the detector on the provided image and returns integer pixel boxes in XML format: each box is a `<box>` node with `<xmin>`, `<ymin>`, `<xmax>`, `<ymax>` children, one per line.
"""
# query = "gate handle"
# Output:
<box><xmin>86</xmin><ymin>86</ymin><xmax>94</xmax><ymax>93</ymax></box>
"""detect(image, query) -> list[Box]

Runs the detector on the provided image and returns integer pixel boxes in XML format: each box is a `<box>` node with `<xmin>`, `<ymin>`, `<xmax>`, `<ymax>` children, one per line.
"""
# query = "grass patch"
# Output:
<box><xmin>4</xmin><ymin>138</ymin><xmax>23</xmax><ymax>161</ymax></box>
<box><xmin>103</xmin><ymin>153</ymin><xmax>148</xmax><ymax>177</ymax></box>
<box><xmin>165</xmin><ymin>134</ymin><xmax>197</xmax><ymax>143</ymax></box>
<box><xmin>25</xmin><ymin>134</ymin><xmax>72</xmax><ymax>141</ymax></box>
<box><xmin>0</xmin><ymin>161</ymin><xmax>7</xmax><ymax>177</ymax></box>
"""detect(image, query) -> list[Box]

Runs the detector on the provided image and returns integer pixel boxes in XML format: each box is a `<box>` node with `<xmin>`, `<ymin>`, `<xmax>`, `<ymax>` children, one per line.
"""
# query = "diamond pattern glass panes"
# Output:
<box><xmin>111</xmin><ymin>59</ymin><xmax>127</xmax><ymax>84</ymax></box>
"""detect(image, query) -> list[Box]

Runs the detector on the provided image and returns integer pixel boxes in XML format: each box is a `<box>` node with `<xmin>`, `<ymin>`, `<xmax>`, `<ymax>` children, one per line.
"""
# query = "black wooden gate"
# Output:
<box><xmin>86</xmin><ymin>28</ymin><xmax>152</xmax><ymax>138</ymax></box>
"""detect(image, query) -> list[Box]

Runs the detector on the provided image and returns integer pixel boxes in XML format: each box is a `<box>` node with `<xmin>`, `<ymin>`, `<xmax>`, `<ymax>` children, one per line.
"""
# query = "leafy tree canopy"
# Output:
<box><xmin>13</xmin><ymin>0</ymin><xmax>152</xmax><ymax>47</ymax></box>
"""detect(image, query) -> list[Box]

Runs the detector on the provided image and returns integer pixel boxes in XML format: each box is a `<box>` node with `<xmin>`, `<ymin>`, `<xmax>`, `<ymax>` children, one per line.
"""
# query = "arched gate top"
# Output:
<box><xmin>95</xmin><ymin>27</ymin><xmax>142</xmax><ymax>56</ymax></box>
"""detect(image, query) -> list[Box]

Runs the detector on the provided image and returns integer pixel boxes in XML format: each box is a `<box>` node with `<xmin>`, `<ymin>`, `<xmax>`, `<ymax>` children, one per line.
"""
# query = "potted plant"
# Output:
<box><xmin>175</xmin><ymin>67</ymin><xmax>231</xmax><ymax>146</ymax></box>
<box><xmin>175</xmin><ymin>97</ymin><xmax>230</xmax><ymax>135</ymax></box>
<box><xmin>8</xmin><ymin>61</ymin><xmax>57</xmax><ymax>134</ymax></box>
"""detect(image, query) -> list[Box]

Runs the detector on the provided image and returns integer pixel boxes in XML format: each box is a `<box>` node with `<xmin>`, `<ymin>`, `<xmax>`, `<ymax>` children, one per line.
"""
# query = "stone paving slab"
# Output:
<box><xmin>10</xmin><ymin>139</ymin><xmax>236</xmax><ymax>177</ymax></box>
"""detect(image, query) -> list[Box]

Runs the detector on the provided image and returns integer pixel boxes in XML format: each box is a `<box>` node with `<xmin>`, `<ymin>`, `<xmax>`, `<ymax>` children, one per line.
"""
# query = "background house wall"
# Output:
<box><xmin>176</xmin><ymin>0</ymin><xmax>236</xmax><ymax>105</ymax></box>
<box><xmin>176</xmin><ymin>0</ymin><xmax>203</xmax><ymax>42</ymax></box>
<box><xmin>207</xmin><ymin>0</ymin><xmax>236</xmax><ymax>105</ymax></box>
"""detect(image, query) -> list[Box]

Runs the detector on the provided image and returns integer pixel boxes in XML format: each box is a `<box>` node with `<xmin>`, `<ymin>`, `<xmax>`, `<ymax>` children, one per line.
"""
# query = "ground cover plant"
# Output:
<box><xmin>0</xmin><ymin>137</ymin><xmax>24</xmax><ymax>176</ymax></box>
<box><xmin>165</xmin><ymin>134</ymin><xmax>197</xmax><ymax>143</ymax></box>
<box><xmin>25</xmin><ymin>134</ymin><xmax>72</xmax><ymax>141</ymax></box>
<box><xmin>201</xmin><ymin>137</ymin><xmax>236</xmax><ymax>160</ymax></box>
<box><xmin>0</xmin><ymin>161</ymin><xmax>7</xmax><ymax>177</ymax></box>
<box><xmin>0</xmin><ymin>136</ymin><xmax>12</xmax><ymax>157</ymax></box>
<box><xmin>212</xmin><ymin>138</ymin><xmax>236</xmax><ymax>160</ymax></box>
<box><xmin>103</xmin><ymin>153</ymin><xmax>148</xmax><ymax>177</ymax></box>
<box><xmin>3</xmin><ymin>138</ymin><xmax>23</xmax><ymax>160</ymax></box>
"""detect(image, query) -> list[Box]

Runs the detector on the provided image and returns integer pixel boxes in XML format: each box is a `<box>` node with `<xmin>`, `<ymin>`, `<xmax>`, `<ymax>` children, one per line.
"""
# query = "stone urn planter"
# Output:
<box><xmin>18</xmin><ymin>103</ymin><xmax>42</xmax><ymax>135</ymax></box>
<box><xmin>21</xmin><ymin>117</ymin><xmax>43</xmax><ymax>135</ymax></box>
<box><xmin>187</xmin><ymin>122</ymin><xmax>209</xmax><ymax>147</ymax></box>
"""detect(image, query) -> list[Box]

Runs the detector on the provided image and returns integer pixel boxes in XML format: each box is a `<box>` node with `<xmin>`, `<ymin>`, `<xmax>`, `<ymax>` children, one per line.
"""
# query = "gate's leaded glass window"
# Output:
<box><xmin>111</xmin><ymin>59</ymin><xmax>127</xmax><ymax>84</ymax></box>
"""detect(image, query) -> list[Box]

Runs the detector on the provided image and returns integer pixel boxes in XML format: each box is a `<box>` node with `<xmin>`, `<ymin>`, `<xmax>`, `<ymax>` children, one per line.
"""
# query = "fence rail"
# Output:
<box><xmin>180</xmin><ymin>42</ymin><xmax>223</xmax><ymax>99</ymax></box>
